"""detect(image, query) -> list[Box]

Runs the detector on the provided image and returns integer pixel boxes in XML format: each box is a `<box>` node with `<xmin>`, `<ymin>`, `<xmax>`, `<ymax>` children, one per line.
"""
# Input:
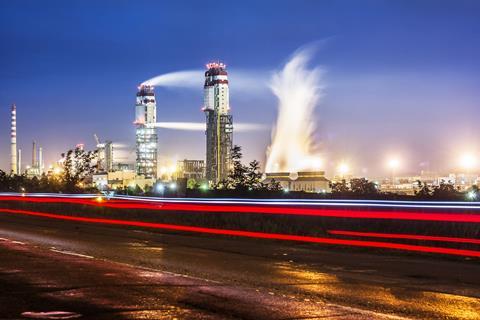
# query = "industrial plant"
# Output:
<box><xmin>6</xmin><ymin>58</ymin><xmax>480</xmax><ymax>196</ymax></box>
<box><xmin>92</xmin><ymin>62</ymin><xmax>235</xmax><ymax>190</ymax></box>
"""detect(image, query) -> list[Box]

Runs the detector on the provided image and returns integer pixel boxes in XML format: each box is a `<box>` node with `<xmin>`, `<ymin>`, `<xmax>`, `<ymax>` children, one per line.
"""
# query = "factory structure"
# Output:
<box><xmin>263</xmin><ymin>171</ymin><xmax>330</xmax><ymax>193</ymax></box>
<box><xmin>9</xmin><ymin>105</ymin><xmax>45</xmax><ymax>177</ymax></box>
<box><xmin>203</xmin><ymin>62</ymin><xmax>233</xmax><ymax>184</ymax></box>
<box><xmin>134</xmin><ymin>85</ymin><xmax>158</xmax><ymax>180</ymax></box>
<box><xmin>7</xmin><ymin>62</ymin><xmax>480</xmax><ymax>195</ymax></box>
<box><xmin>4</xmin><ymin>62</ymin><xmax>235</xmax><ymax>191</ymax></box>
<box><xmin>4</xmin><ymin>62</ymin><xmax>327</xmax><ymax>193</ymax></box>
<box><xmin>124</xmin><ymin>62</ymin><xmax>233</xmax><ymax>188</ymax></box>
<box><xmin>93</xmin><ymin>84</ymin><xmax>159</xmax><ymax>191</ymax></box>
<box><xmin>94</xmin><ymin>134</ymin><xmax>113</xmax><ymax>172</ymax></box>
<box><xmin>25</xmin><ymin>141</ymin><xmax>44</xmax><ymax>177</ymax></box>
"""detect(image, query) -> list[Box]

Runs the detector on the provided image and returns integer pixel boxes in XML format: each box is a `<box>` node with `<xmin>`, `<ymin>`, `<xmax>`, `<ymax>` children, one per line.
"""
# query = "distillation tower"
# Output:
<box><xmin>204</xmin><ymin>62</ymin><xmax>233</xmax><ymax>184</ymax></box>
<box><xmin>135</xmin><ymin>85</ymin><xmax>158</xmax><ymax>179</ymax></box>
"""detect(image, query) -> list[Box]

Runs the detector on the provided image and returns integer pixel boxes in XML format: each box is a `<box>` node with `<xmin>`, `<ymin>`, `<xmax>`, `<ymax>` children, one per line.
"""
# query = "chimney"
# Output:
<box><xmin>18</xmin><ymin>149</ymin><xmax>22</xmax><ymax>174</ymax></box>
<box><xmin>38</xmin><ymin>147</ymin><xmax>43</xmax><ymax>174</ymax></box>
<box><xmin>32</xmin><ymin>141</ymin><xmax>37</xmax><ymax>167</ymax></box>
<box><xmin>10</xmin><ymin>104</ymin><xmax>17</xmax><ymax>174</ymax></box>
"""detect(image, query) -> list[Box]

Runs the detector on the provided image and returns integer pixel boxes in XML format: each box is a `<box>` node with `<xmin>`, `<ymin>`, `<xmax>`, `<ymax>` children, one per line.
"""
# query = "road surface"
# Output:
<box><xmin>0</xmin><ymin>213</ymin><xmax>479</xmax><ymax>319</ymax></box>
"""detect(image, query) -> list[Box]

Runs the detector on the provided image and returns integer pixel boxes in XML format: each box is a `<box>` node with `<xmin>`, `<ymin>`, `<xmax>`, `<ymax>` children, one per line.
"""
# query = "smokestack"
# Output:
<box><xmin>32</xmin><ymin>141</ymin><xmax>37</xmax><ymax>167</ymax></box>
<box><xmin>38</xmin><ymin>147</ymin><xmax>43</xmax><ymax>174</ymax></box>
<box><xmin>18</xmin><ymin>149</ymin><xmax>22</xmax><ymax>174</ymax></box>
<box><xmin>10</xmin><ymin>104</ymin><xmax>17</xmax><ymax>174</ymax></box>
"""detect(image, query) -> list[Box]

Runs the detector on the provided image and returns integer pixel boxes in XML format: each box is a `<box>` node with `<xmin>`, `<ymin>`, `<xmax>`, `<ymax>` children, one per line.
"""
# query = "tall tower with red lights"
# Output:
<box><xmin>10</xmin><ymin>104</ymin><xmax>17</xmax><ymax>174</ymax></box>
<box><xmin>204</xmin><ymin>62</ymin><xmax>233</xmax><ymax>184</ymax></box>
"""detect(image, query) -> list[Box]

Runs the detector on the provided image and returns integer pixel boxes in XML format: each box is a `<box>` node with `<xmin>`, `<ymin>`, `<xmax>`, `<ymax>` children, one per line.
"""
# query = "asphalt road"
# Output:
<box><xmin>0</xmin><ymin>213</ymin><xmax>479</xmax><ymax>320</ymax></box>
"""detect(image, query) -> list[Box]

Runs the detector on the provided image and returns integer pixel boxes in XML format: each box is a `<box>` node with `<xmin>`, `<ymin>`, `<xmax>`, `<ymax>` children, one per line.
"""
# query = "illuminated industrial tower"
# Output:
<box><xmin>204</xmin><ymin>62</ymin><xmax>233</xmax><ymax>184</ymax></box>
<box><xmin>135</xmin><ymin>85</ymin><xmax>158</xmax><ymax>179</ymax></box>
<box><xmin>10</xmin><ymin>104</ymin><xmax>17</xmax><ymax>174</ymax></box>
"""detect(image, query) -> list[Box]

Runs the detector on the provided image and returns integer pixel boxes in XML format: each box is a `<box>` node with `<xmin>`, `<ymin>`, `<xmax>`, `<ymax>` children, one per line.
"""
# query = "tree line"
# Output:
<box><xmin>0</xmin><ymin>147</ymin><xmax>97</xmax><ymax>193</ymax></box>
<box><xmin>329</xmin><ymin>178</ymin><xmax>477</xmax><ymax>200</ymax></box>
<box><xmin>0</xmin><ymin>144</ymin><xmax>478</xmax><ymax>201</ymax></box>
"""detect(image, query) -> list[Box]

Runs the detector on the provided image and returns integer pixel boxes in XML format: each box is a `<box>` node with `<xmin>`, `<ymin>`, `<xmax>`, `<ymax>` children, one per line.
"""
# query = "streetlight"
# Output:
<box><xmin>156</xmin><ymin>183</ymin><xmax>165</xmax><ymax>196</ymax></box>
<box><xmin>337</xmin><ymin>162</ymin><xmax>350</xmax><ymax>178</ymax></box>
<box><xmin>387</xmin><ymin>157</ymin><xmax>400</xmax><ymax>185</ymax></box>
<box><xmin>459</xmin><ymin>153</ymin><xmax>477</xmax><ymax>172</ymax></box>
<box><xmin>467</xmin><ymin>190</ymin><xmax>477</xmax><ymax>200</ymax></box>
<box><xmin>459</xmin><ymin>153</ymin><xmax>477</xmax><ymax>189</ymax></box>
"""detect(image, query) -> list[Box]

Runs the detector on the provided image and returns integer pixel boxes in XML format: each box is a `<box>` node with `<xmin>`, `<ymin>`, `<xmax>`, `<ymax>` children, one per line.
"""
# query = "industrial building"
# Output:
<box><xmin>135</xmin><ymin>85</ymin><xmax>158</xmax><ymax>180</ymax></box>
<box><xmin>25</xmin><ymin>141</ymin><xmax>44</xmax><ymax>177</ymax></box>
<box><xmin>176</xmin><ymin>159</ymin><xmax>205</xmax><ymax>181</ymax></box>
<box><xmin>92</xmin><ymin>170</ymin><xmax>152</xmax><ymax>191</ymax></box>
<box><xmin>263</xmin><ymin>171</ymin><xmax>330</xmax><ymax>193</ymax></box>
<box><xmin>204</xmin><ymin>62</ymin><xmax>233</xmax><ymax>184</ymax></box>
<box><xmin>94</xmin><ymin>134</ymin><xmax>113</xmax><ymax>173</ymax></box>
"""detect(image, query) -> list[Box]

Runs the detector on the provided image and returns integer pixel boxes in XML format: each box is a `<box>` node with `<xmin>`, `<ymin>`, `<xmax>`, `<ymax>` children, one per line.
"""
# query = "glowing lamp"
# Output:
<box><xmin>459</xmin><ymin>153</ymin><xmax>477</xmax><ymax>171</ymax></box>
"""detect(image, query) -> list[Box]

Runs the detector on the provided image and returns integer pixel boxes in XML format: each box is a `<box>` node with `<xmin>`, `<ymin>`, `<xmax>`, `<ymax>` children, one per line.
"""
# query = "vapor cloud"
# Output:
<box><xmin>141</xmin><ymin>69</ymin><xmax>270</xmax><ymax>94</ymax></box>
<box><xmin>265</xmin><ymin>45</ymin><xmax>325</xmax><ymax>173</ymax></box>
<box><xmin>141</xmin><ymin>70</ymin><xmax>204</xmax><ymax>88</ymax></box>
<box><xmin>151</xmin><ymin>122</ymin><xmax>268</xmax><ymax>132</ymax></box>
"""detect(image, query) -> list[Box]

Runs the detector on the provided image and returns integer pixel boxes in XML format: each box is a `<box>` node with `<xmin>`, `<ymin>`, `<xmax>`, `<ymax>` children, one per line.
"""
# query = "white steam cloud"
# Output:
<box><xmin>265</xmin><ymin>46</ymin><xmax>325</xmax><ymax>173</ymax></box>
<box><xmin>151</xmin><ymin>122</ymin><xmax>267</xmax><ymax>132</ymax></box>
<box><xmin>141</xmin><ymin>69</ymin><xmax>269</xmax><ymax>133</ymax></box>
<box><xmin>142</xmin><ymin>70</ymin><xmax>204</xmax><ymax>88</ymax></box>
<box><xmin>141</xmin><ymin>69</ymin><xmax>269</xmax><ymax>93</ymax></box>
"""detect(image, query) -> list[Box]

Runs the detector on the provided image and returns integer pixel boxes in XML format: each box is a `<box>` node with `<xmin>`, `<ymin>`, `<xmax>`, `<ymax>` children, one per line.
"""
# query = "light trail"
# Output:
<box><xmin>328</xmin><ymin>230</ymin><xmax>480</xmax><ymax>245</ymax></box>
<box><xmin>2</xmin><ymin>195</ymin><xmax>480</xmax><ymax>223</ymax></box>
<box><xmin>1</xmin><ymin>207</ymin><xmax>479</xmax><ymax>258</ymax></box>
<box><xmin>3</xmin><ymin>192</ymin><xmax>480</xmax><ymax>209</ymax></box>
<box><xmin>112</xmin><ymin>195</ymin><xmax>480</xmax><ymax>210</ymax></box>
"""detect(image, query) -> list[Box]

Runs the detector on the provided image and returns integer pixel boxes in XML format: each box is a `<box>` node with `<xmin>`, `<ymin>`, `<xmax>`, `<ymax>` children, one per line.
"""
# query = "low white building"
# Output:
<box><xmin>92</xmin><ymin>170</ymin><xmax>155</xmax><ymax>191</ymax></box>
<box><xmin>263</xmin><ymin>171</ymin><xmax>330</xmax><ymax>193</ymax></box>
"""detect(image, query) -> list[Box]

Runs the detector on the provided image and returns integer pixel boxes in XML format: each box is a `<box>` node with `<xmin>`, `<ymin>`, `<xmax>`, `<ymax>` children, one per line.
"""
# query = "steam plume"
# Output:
<box><xmin>265</xmin><ymin>47</ymin><xmax>325</xmax><ymax>173</ymax></box>
<box><xmin>142</xmin><ymin>70</ymin><xmax>204</xmax><ymax>88</ymax></box>
<box><xmin>141</xmin><ymin>69</ymin><xmax>269</xmax><ymax>93</ymax></box>
<box><xmin>151</xmin><ymin>122</ymin><xmax>267</xmax><ymax>132</ymax></box>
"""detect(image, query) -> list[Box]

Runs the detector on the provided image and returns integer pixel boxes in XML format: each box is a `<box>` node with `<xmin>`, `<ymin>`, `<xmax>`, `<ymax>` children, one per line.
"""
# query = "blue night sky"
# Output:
<box><xmin>1</xmin><ymin>0</ymin><xmax>479</xmax><ymax>176</ymax></box>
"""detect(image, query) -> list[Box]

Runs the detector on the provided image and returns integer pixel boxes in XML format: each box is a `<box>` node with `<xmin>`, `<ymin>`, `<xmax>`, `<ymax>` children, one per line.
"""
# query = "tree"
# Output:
<box><xmin>62</xmin><ymin>147</ymin><xmax>97</xmax><ymax>192</ymax></box>
<box><xmin>228</xmin><ymin>145</ymin><xmax>248</xmax><ymax>191</ymax></box>
<box><xmin>246</xmin><ymin>160</ymin><xmax>264</xmax><ymax>190</ymax></box>
<box><xmin>432</xmin><ymin>180</ymin><xmax>458</xmax><ymax>200</ymax></box>
<box><xmin>0</xmin><ymin>170</ymin><xmax>9</xmax><ymax>191</ymax></box>
<box><xmin>350</xmin><ymin>178</ymin><xmax>379</xmax><ymax>195</ymax></box>
<box><xmin>330</xmin><ymin>179</ymin><xmax>350</xmax><ymax>195</ymax></box>
<box><xmin>187</xmin><ymin>178</ymin><xmax>199</xmax><ymax>189</ymax></box>
<box><xmin>414</xmin><ymin>180</ymin><xmax>432</xmax><ymax>198</ymax></box>
<box><xmin>267</xmin><ymin>178</ymin><xmax>282</xmax><ymax>192</ymax></box>
<box><xmin>468</xmin><ymin>184</ymin><xmax>480</xmax><ymax>193</ymax></box>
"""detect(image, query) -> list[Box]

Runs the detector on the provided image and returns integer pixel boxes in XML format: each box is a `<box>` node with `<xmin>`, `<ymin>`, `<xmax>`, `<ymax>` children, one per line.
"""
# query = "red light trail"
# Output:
<box><xmin>328</xmin><ymin>230</ymin><xmax>480</xmax><ymax>245</ymax></box>
<box><xmin>0</xmin><ymin>207</ymin><xmax>479</xmax><ymax>258</ymax></box>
